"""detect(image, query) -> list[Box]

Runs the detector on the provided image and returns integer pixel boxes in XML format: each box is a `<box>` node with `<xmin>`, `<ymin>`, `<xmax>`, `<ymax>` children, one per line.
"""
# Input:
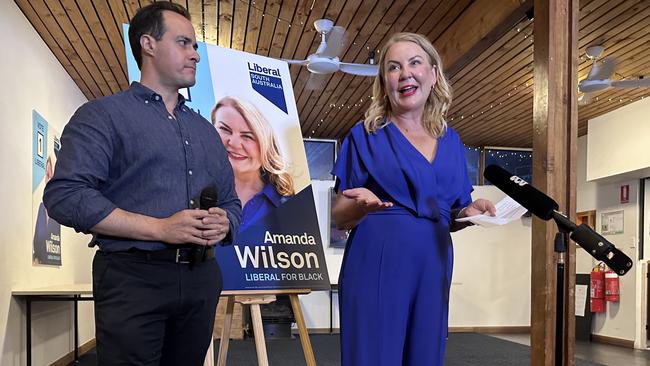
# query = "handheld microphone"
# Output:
<box><xmin>200</xmin><ymin>186</ymin><xmax>219</xmax><ymax>210</ymax></box>
<box><xmin>198</xmin><ymin>186</ymin><xmax>220</xmax><ymax>253</ymax></box>
<box><xmin>484</xmin><ymin>164</ymin><xmax>632</xmax><ymax>275</ymax></box>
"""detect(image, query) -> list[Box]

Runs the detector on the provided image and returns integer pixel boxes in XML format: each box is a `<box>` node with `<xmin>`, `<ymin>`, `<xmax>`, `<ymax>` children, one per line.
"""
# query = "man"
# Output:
<box><xmin>44</xmin><ymin>2</ymin><xmax>241</xmax><ymax>365</ymax></box>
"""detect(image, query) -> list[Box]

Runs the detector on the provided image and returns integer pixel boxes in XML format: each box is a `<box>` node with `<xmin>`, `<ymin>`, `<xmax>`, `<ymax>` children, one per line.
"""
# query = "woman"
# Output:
<box><xmin>332</xmin><ymin>33</ymin><xmax>496</xmax><ymax>365</ymax></box>
<box><xmin>211</xmin><ymin>96</ymin><xmax>294</xmax><ymax>232</ymax></box>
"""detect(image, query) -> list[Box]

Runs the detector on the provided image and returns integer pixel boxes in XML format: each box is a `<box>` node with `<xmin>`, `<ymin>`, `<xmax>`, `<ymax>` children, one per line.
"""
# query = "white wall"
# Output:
<box><xmin>576</xmin><ymin>136</ymin><xmax>599</xmax><ymax>274</ymax></box>
<box><xmin>450</xmin><ymin>186</ymin><xmax>532</xmax><ymax>327</ymax></box>
<box><xmin>0</xmin><ymin>1</ymin><xmax>94</xmax><ymax>365</ymax></box>
<box><xmin>589</xmin><ymin>178</ymin><xmax>638</xmax><ymax>342</ymax></box>
<box><xmin>587</xmin><ymin>97</ymin><xmax>650</xmax><ymax>181</ymax></box>
<box><xmin>583</xmin><ymin>97</ymin><xmax>649</xmax><ymax>345</ymax></box>
<box><xmin>578</xmin><ymin>94</ymin><xmax>650</xmax><ymax>344</ymax></box>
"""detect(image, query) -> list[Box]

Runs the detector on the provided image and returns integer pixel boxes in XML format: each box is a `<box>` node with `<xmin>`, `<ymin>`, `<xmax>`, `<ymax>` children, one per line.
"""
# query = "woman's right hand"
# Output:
<box><xmin>341</xmin><ymin>188</ymin><xmax>393</xmax><ymax>213</ymax></box>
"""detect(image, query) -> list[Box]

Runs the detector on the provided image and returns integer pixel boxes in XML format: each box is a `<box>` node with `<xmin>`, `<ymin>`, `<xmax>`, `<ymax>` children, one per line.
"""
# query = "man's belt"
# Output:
<box><xmin>119</xmin><ymin>246</ymin><xmax>215</xmax><ymax>264</ymax></box>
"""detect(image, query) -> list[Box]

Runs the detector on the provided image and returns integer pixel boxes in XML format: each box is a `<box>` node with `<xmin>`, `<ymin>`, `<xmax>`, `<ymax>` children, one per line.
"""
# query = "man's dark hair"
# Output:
<box><xmin>128</xmin><ymin>1</ymin><xmax>191</xmax><ymax>69</ymax></box>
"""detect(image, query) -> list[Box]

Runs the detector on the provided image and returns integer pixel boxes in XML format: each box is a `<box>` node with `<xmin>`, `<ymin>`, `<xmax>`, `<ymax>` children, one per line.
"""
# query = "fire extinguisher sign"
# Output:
<box><xmin>620</xmin><ymin>184</ymin><xmax>630</xmax><ymax>204</ymax></box>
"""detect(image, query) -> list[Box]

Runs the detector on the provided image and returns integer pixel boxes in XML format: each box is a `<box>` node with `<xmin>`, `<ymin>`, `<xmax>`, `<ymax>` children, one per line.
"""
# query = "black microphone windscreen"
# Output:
<box><xmin>200</xmin><ymin>186</ymin><xmax>219</xmax><ymax>210</ymax></box>
<box><xmin>483</xmin><ymin>164</ymin><xmax>559</xmax><ymax>220</ymax></box>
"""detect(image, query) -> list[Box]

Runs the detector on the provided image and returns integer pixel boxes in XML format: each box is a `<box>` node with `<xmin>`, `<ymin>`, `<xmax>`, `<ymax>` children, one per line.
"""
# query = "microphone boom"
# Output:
<box><xmin>483</xmin><ymin>164</ymin><xmax>632</xmax><ymax>275</ymax></box>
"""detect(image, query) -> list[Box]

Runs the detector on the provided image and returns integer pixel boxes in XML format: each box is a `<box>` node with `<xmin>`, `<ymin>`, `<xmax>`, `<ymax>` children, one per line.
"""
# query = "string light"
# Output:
<box><xmin>449</xmin><ymin>78</ymin><xmax>534</xmax><ymax>122</ymax></box>
<box><xmin>224</xmin><ymin>0</ymin><xmax>307</xmax><ymax>31</ymax></box>
<box><xmin>306</xmin><ymin>68</ymin><xmax>650</xmax><ymax>136</ymax></box>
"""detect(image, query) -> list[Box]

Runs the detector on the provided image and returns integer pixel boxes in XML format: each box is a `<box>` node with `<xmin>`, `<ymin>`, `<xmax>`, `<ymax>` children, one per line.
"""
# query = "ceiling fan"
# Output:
<box><xmin>578</xmin><ymin>45</ymin><xmax>650</xmax><ymax>104</ymax></box>
<box><xmin>283</xmin><ymin>19</ymin><xmax>379</xmax><ymax>89</ymax></box>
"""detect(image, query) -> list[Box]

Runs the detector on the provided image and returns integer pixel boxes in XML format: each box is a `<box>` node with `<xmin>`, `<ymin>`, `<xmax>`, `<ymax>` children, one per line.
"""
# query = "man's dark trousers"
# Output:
<box><xmin>92</xmin><ymin>250</ymin><xmax>222</xmax><ymax>365</ymax></box>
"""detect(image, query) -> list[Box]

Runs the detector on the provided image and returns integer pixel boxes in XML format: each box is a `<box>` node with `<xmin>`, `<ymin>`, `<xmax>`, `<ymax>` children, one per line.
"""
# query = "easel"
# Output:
<box><xmin>204</xmin><ymin>289</ymin><xmax>316</xmax><ymax>366</ymax></box>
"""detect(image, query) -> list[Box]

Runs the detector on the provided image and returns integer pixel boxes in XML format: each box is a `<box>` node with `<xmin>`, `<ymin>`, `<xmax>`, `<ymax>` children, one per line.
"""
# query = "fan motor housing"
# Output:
<box><xmin>306</xmin><ymin>56</ymin><xmax>340</xmax><ymax>74</ymax></box>
<box><xmin>579</xmin><ymin>79</ymin><xmax>611</xmax><ymax>93</ymax></box>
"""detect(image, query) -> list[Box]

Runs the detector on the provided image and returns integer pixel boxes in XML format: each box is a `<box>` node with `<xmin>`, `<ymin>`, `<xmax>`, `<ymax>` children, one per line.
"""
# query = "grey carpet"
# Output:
<box><xmin>68</xmin><ymin>333</ymin><xmax>605</xmax><ymax>365</ymax></box>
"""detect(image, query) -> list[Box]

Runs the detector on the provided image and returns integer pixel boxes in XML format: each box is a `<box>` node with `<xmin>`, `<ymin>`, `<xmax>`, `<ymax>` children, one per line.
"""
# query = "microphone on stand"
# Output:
<box><xmin>483</xmin><ymin>164</ymin><xmax>632</xmax><ymax>275</ymax></box>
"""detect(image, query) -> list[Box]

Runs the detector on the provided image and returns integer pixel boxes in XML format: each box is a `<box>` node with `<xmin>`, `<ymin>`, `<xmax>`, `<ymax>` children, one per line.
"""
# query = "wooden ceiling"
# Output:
<box><xmin>15</xmin><ymin>0</ymin><xmax>650</xmax><ymax>147</ymax></box>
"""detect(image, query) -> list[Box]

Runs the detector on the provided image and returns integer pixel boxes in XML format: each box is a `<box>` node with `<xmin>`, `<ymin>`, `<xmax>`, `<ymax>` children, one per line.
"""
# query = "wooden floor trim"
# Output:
<box><xmin>591</xmin><ymin>334</ymin><xmax>635</xmax><ymax>349</ymax></box>
<box><xmin>449</xmin><ymin>326</ymin><xmax>530</xmax><ymax>334</ymax></box>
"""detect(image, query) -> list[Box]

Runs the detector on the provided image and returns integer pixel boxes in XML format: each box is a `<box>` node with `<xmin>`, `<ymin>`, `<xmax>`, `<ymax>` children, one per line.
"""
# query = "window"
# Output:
<box><xmin>464</xmin><ymin>146</ymin><xmax>481</xmax><ymax>186</ymax></box>
<box><xmin>303</xmin><ymin>138</ymin><xmax>337</xmax><ymax>181</ymax></box>
<box><xmin>484</xmin><ymin>147</ymin><xmax>532</xmax><ymax>185</ymax></box>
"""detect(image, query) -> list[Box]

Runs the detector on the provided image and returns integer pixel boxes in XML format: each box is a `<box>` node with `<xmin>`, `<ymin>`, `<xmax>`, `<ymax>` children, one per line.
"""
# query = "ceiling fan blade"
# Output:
<box><xmin>611</xmin><ymin>78</ymin><xmax>650</xmax><ymax>88</ymax></box>
<box><xmin>282</xmin><ymin>59</ymin><xmax>309</xmax><ymax>65</ymax></box>
<box><xmin>339</xmin><ymin>62</ymin><xmax>379</xmax><ymax>76</ymax></box>
<box><xmin>305</xmin><ymin>73</ymin><xmax>329</xmax><ymax>90</ymax></box>
<box><xmin>320</xmin><ymin>26</ymin><xmax>346</xmax><ymax>58</ymax></box>
<box><xmin>587</xmin><ymin>57</ymin><xmax>616</xmax><ymax>80</ymax></box>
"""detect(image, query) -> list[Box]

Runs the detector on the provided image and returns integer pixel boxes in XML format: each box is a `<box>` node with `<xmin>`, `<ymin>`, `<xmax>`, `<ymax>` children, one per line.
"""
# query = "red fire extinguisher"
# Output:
<box><xmin>605</xmin><ymin>268</ymin><xmax>620</xmax><ymax>302</ymax></box>
<box><xmin>590</xmin><ymin>264</ymin><xmax>606</xmax><ymax>313</ymax></box>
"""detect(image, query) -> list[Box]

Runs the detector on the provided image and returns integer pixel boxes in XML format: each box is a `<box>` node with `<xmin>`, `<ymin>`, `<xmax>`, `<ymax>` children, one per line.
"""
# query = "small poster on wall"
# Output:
<box><xmin>32</xmin><ymin>110</ymin><xmax>62</xmax><ymax>266</ymax></box>
<box><xmin>601</xmin><ymin>210</ymin><xmax>624</xmax><ymax>235</ymax></box>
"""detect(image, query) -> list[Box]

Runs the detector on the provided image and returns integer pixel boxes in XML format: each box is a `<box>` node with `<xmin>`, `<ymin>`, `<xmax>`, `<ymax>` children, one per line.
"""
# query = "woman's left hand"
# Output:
<box><xmin>462</xmin><ymin>198</ymin><xmax>497</xmax><ymax>217</ymax></box>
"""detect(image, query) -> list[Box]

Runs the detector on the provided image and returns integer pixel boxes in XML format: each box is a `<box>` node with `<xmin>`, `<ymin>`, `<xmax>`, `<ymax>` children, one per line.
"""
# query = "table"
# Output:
<box><xmin>12</xmin><ymin>284</ymin><xmax>93</xmax><ymax>366</ymax></box>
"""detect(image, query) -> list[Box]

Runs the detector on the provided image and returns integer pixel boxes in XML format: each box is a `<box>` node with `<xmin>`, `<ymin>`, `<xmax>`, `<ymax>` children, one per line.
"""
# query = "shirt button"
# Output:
<box><xmin>168</xmin><ymin>115</ymin><xmax>173</xmax><ymax>120</ymax></box>
<box><xmin>190</xmin><ymin>199</ymin><xmax>195</xmax><ymax>206</ymax></box>
<box><xmin>144</xmin><ymin>100</ymin><xmax>149</xmax><ymax>104</ymax></box>
<box><xmin>188</xmin><ymin>170</ymin><xmax>193</xmax><ymax>175</ymax></box>
<box><xmin>155</xmin><ymin>95</ymin><xmax>160</xmax><ymax>101</ymax></box>
<box><xmin>184</xmin><ymin>140</ymin><xmax>189</xmax><ymax>145</ymax></box>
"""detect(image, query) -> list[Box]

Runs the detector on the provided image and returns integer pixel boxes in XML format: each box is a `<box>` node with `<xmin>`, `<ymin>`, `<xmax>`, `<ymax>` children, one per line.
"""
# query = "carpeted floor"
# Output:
<box><xmin>69</xmin><ymin>333</ymin><xmax>605</xmax><ymax>365</ymax></box>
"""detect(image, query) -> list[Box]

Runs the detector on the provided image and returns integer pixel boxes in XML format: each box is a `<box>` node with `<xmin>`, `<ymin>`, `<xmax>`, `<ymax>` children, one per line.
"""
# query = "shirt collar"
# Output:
<box><xmin>261</xmin><ymin>182</ymin><xmax>283</xmax><ymax>207</ymax></box>
<box><xmin>129</xmin><ymin>81</ymin><xmax>187</xmax><ymax>106</ymax></box>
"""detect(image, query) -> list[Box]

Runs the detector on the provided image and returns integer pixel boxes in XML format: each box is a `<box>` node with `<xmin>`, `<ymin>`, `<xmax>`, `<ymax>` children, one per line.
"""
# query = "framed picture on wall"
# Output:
<box><xmin>328</xmin><ymin>187</ymin><xmax>350</xmax><ymax>248</ymax></box>
<box><xmin>601</xmin><ymin>210</ymin><xmax>624</xmax><ymax>235</ymax></box>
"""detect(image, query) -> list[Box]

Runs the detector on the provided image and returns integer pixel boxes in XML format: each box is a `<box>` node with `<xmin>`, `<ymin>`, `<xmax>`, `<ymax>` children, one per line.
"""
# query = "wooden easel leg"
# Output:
<box><xmin>204</xmin><ymin>338</ymin><xmax>215</xmax><ymax>366</ymax></box>
<box><xmin>289</xmin><ymin>294</ymin><xmax>316</xmax><ymax>366</ymax></box>
<box><xmin>216</xmin><ymin>296</ymin><xmax>235</xmax><ymax>366</ymax></box>
<box><xmin>250</xmin><ymin>303</ymin><xmax>270</xmax><ymax>366</ymax></box>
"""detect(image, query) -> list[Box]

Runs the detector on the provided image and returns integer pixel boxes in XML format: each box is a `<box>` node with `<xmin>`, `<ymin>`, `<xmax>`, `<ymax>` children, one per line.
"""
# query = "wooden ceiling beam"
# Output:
<box><xmin>441</xmin><ymin>0</ymin><xmax>533</xmax><ymax>77</ymax></box>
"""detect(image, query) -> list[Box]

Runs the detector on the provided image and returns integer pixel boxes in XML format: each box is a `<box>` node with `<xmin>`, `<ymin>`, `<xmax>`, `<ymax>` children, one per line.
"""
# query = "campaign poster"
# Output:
<box><xmin>32</xmin><ymin>110</ymin><xmax>62</xmax><ymax>266</ymax></box>
<box><xmin>124</xmin><ymin>26</ymin><xmax>330</xmax><ymax>291</ymax></box>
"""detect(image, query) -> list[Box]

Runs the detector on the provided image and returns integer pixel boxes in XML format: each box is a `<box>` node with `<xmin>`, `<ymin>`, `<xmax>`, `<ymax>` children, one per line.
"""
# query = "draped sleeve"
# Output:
<box><xmin>332</xmin><ymin>122</ymin><xmax>441</xmax><ymax>222</ymax></box>
<box><xmin>455</xmin><ymin>134</ymin><xmax>474</xmax><ymax>210</ymax></box>
<box><xmin>332</xmin><ymin>124</ymin><xmax>369</xmax><ymax>191</ymax></box>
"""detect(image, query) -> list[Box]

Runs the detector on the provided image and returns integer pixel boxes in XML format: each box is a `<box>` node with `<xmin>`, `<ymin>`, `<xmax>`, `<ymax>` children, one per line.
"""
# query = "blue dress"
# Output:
<box><xmin>332</xmin><ymin>122</ymin><xmax>473</xmax><ymax>366</ymax></box>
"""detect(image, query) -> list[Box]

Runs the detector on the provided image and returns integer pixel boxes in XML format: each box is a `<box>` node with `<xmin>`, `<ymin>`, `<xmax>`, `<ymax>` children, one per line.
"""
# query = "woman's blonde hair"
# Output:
<box><xmin>364</xmin><ymin>32</ymin><xmax>452</xmax><ymax>137</ymax></box>
<box><xmin>211</xmin><ymin>96</ymin><xmax>294</xmax><ymax>196</ymax></box>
